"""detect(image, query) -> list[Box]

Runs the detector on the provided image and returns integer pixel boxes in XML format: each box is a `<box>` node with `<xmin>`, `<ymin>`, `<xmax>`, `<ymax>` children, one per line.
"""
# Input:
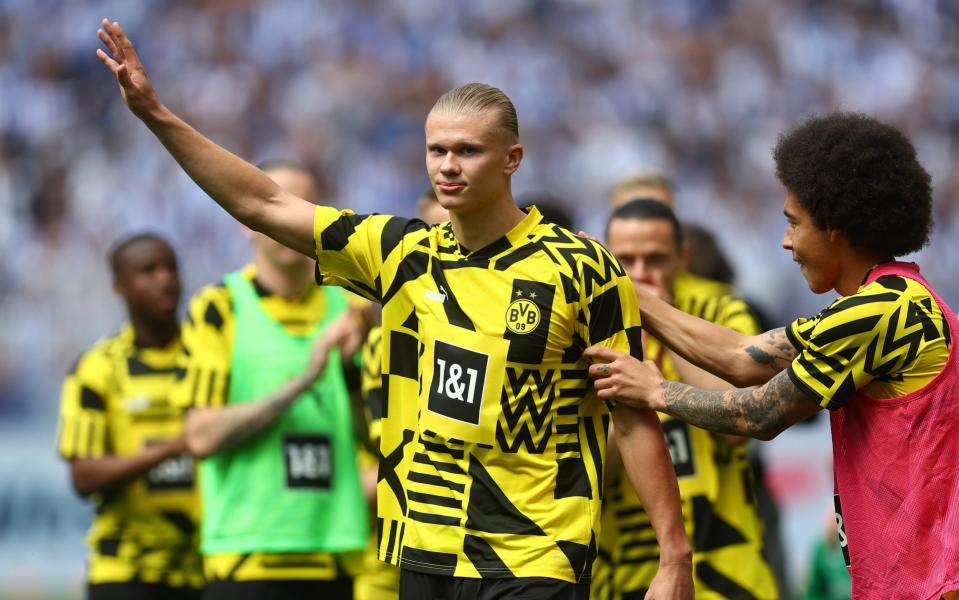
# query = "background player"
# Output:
<box><xmin>56</xmin><ymin>234</ymin><xmax>203</xmax><ymax>600</ymax></box>
<box><xmin>96</xmin><ymin>19</ymin><xmax>693</xmax><ymax>599</ymax></box>
<box><xmin>587</xmin><ymin>112</ymin><xmax>959</xmax><ymax>600</ymax></box>
<box><xmin>592</xmin><ymin>200</ymin><xmax>777</xmax><ymax>599</ymax></box>
<box><xmin>174</xmin><ymin>162</ymin><xmax>370</xmax><ymax>599</ymax></box>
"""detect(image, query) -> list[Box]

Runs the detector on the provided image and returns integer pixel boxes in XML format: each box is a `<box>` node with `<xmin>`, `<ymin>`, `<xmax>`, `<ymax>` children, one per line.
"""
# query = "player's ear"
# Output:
<box><xmin>504</xmin><ymin>143</ymin><xmax>523</xmax><ymax>175</ymax></box>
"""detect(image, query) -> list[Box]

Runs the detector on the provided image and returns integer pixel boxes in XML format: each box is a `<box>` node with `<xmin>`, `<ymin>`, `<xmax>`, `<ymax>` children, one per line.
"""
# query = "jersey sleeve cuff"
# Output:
<box><xmin>786</xmin><ymin>365</ymin><xmax>830</xmax><ymax>410</ymax></box>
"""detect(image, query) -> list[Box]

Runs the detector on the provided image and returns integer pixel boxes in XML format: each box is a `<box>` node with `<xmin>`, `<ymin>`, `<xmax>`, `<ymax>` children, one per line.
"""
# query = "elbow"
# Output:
<box><xmin>70</xmin><ymin>477</ymin><xmax>95</xmax><ymax>497</ymax></box>
<box><xmin>748</xmin><ymin>420</ymin><xmax>786</xmax><ymax>442</ymax></box>
<box><xmin>184</xmin><ymin>430</ymin><xmax>215</xmax><ymax>460</ymax></box>
<box><xmin>184</xmin><ymin>413</ymin><xmax>217</xmax><ymax>459</ymax></box>
<box><xmin>67</xmin><ymin>462</ymin><xmax>98</xmax><ymax>497</ymax></box>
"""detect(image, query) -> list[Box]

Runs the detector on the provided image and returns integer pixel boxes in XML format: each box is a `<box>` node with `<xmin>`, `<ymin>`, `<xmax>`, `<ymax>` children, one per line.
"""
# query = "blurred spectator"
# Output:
<box><xmin>1</xmin><ymin>1</ymin><xmax>957</xmax><ymax>439</ymax></box>
<box><xmin>802</xmin><ymin>512</ymin><xmax>852</xmax><ymax>600</ymax></box>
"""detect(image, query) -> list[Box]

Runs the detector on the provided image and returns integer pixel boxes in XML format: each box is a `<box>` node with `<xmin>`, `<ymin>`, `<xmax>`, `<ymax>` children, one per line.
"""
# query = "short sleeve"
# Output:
<box><xmin>170</xmin><ymin>286</ymin><xmax>233</xmax><ymax>409</ymax></box>
<box><xmin>57</xmin><ymin>349</ymin><xmax>111</xmax><ymax>459</ymax></box>
<box><xmin>313</xmin><ymin>207</ymin><xmax>430</xmax><ymax>303</ymax></box>
<box><xmin>785</xmin><ymin>297</ymin><xmax>892</xmax><ymax>410</ymax></box>
<box><xmin>577</xmin><ymin>241</ymin><xmax>644</xmax><ymax>360</ymax></box>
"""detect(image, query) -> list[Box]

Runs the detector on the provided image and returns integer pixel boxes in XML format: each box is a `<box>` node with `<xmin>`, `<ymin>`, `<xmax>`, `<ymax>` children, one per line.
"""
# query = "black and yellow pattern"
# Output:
<box><xmin>170</xmin><ymin>265</ymin><xmax>356</xmax><ymax>582</ymax></box>
<box><xmin>355</xmin><ymin>325</ymin><xmax>402</xmax><ymax>600</ymax></box>
<box><xmin>313</xmin><ymin>205</ymin><xmax>643</xmax><ymax>583</ymax></box>
<box><xmin>56</xmin><ymin>326</ymin><xmax>202</xmax><ymax>588</ymax></box>
<box><xmin>673</xmin><ymin>271</ymin><xmax>760</xmax><ymax>336</ymax></box>
<box><xmin>596</xmin><ymin>274</ymin><xmax>777</xmax><ymax>599</ymax></box>
<box><xmin>787</xmin><ymin>273</ymin><xmax>950</xmax><ymax>409</ymax></box>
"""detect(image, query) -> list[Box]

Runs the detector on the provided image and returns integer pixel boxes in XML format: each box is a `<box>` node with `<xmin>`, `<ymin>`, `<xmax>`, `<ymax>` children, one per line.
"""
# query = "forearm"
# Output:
<box><xmin>69</xmin><ymin>441</ymin><xmax>182</xmax><ymax>496</ymax></box>
<box><xmin>639</xmin><ymin>292</ymin><xmax>751</xmax><ymax>383</ymax></box>
<box><xmin>612</xmin><ymin>405</ymin><xmax>691</xmax><ymax>563</ymax></box>
<box><xmin>666</xmin><ymin>349</ymin><xmax>748</xmax><ymax>446</ymax></box>
<box><xmin>660</xmin><ymin>370</ymin><xmax>819</xmax><ymax>441</ymax></box>
<box><xmin>141</xmin><ymin>105</ymin><xmax>315</xmax><ymax>256</ymax></box>
<box><xmin>185</xmin><ymin>373</ymin><xmax>313</xmax><ymax>458</ymax></box>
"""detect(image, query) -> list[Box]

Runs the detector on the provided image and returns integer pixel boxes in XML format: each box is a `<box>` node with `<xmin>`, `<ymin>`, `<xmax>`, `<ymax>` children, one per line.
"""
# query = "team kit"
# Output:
<box><xmin>55</xmin><ymin>18</ymin><xmax>959</xmax><ymax>600</ymax></box>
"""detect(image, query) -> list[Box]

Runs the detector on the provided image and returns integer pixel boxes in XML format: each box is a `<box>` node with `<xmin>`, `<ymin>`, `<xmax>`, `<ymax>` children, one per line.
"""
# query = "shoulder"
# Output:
<box><xmin>184</xmin><ymin>280</ymin><xmax>234</xmax><ymax>332</ymax></box>
<box><xmin>793</xmin><ymin>276</ymin><xmax>912</xmax><ymax>347</ymax></box>
<box><xmin>63</xmin><ymin>332</ymin><xmax>128</xmax><ymax>400</ymax></box>
<box><xmin>674</xmin><ymin>272</ymin><xmax>759</xmax><ymax>333</ymax></box>
<box><xmin>819</xmin><ymin>276</ymin><xmax>913</xmax><ymax>323</ymax></box>
<box><xmin>533</xmin><ymin>223</ymin><xmax>624</xmax><ymax>277</ymax></box>
<box><xmin>674</xmin><ymin>271</ymin><xmax>732</xmax><ymax>299</ymax></box>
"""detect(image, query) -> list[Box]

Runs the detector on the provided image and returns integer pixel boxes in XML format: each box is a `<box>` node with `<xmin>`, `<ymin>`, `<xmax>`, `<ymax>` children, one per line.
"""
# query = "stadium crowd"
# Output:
<box><xmin>2</xmin><ymin>0</ymin><xmax>958</xmax><ymax>433</ymax></box>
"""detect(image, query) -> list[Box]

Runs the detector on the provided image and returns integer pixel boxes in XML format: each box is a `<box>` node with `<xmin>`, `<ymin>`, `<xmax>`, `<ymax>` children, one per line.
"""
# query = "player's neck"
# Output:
<box><xmin>130</xmin><ymin>315</ymin><xmax>179</xmax><ymax>348</ymax></box>
<box><xmin>835</xmin><ymin>250</ymin><xmax>890</xmax><ymax>296</ymax></box>
<box><xmin>252</xmin><ymin>255</ymin><xmax>312</xmax><ymax>300</ymax></box>
<box><xmin>449</xmin><ymin>197</ymin><xmax>526</xmax><ymax>253</ymax></box>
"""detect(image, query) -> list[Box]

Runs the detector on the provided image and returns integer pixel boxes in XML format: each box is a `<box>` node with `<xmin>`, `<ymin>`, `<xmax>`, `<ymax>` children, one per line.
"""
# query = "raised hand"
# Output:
<box><xmin>96</xmin><ymin>18</ymin><xmax>160</xmax><ymax>119</ymax></box>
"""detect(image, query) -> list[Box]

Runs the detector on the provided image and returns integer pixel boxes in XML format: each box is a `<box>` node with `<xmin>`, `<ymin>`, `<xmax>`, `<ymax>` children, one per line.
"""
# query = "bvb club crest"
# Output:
<box><xmin>506</xmin><ymin>294</ymin><xmax>540</xmax><ymax>334</ymax></box>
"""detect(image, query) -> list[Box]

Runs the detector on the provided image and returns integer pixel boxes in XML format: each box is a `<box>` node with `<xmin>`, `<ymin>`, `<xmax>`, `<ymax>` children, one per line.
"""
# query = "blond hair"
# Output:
<box><xmin>608</xmin><ymin>169</ymin><xmax>674</xmax><ymax>207</ymax></box>
<box><xmin>430</xmin><ymin>83</ymin><xmax>519</xmax><ymax>141</ymax></box>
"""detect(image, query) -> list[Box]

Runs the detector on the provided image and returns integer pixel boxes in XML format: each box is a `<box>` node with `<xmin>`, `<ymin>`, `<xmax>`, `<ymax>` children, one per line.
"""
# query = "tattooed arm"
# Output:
<box><xmin>660</xmin><ymin>370</ymin><xmax>820</xmax><ymax>441</ymax></box>
<box><xmin>626</xmin><ymin>286</ymin><xmax>798</xmax><ymax>386</ymax></box>
<box><xmin>588</xmin><ymin>349</ymin><xmax>821</xmax><ymax>441</ymax></box>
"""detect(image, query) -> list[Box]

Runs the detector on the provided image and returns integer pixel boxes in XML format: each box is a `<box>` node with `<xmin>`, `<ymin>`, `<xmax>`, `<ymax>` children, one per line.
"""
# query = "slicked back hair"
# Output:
<box><xmin>430</xmin><ymin>83</ymin><xmax>519</xmax><ymax>141</ymax></box>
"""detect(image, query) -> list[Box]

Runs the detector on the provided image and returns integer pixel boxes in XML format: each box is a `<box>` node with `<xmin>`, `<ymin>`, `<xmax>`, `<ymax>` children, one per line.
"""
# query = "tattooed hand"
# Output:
<box><xmin>584</xmin><ymin>346</ymin><xmax>667</xmax><ymax>411</ymax></box>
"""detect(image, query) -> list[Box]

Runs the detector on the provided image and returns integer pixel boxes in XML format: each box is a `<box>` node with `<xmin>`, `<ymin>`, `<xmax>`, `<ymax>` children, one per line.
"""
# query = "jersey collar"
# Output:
<box><xmin>448</xmin><ymin>205</ymin><xmax>544</xmax><ymax>260</ymax></box>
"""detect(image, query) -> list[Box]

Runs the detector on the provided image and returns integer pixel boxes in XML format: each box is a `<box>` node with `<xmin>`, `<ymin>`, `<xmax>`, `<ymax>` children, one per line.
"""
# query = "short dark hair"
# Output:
<box><xmin>606</xmin><ymin>198</ymin><xmax>684</xmax><ymax>248</ymax></box>
<box><xmin>108</xmin><ymin>232</ymin><xmax>173</xmax><ymax>277</ymax></box>
<box><xmin>774</xmin><ymin>112</ymin><xmax>933</xmax><ymax>258</ymax></box>
<box><xmin>517</xmin><ymin>191</ymin><xmax>575</xmax><ymax>231</ymax></box>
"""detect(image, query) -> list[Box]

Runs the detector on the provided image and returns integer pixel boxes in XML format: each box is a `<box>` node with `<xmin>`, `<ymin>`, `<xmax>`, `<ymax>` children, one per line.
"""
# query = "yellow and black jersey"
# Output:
<box><xmin>56</xmin><ymin>325</ymin><xmax>202</xmax><ymax>588</ymax></box>
<box><xmin>596</xmin><ymin>275</ymin><xmax>777</xmax><ymax>599</ymax></box>
<box><xmin>314</xmin><ymin>205</ymin><xmax>643</xmax><ymax>582</ymax></box>
<box><xmin>170</xmin><ymin>265</ymin><xmax>358</xmax><ymax>582</ymax></box>
<box><xmin>361</xmin><ymin>325</ymin><xmax>386</xmax><ymax>447</ymax></box>
<box><xmin>787</xmin><ymin>272</ymin><xmax>950</xmax><ymax>409</ymax></box>
<box><xmin>674</xmin><ymin>271</ymin><xmax>760</xmax><ymax>336</ymax></box>
<box><xmin>172</xmin><ymin>265</ymin><xmax>353</xmax><ymax>410</ymax></box>
<box><xmin>356</xmin><ymin>325</ymin><xmax>402</xmax><ymax>600</ymax></box>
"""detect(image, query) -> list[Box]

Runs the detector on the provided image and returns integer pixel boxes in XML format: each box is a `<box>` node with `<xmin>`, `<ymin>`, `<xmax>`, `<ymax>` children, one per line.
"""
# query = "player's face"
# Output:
<box><xmin>782</xmin><ymin>193</ymin><xmax>840</xmax><ymax>294</ymax></box>
<box><xmin>425</xmin><ymin>109</ymin><xmax>521</xmax><ymax>214</ymax></box>
<box><xmin>114</xmin><ymin>240</ymin><xmax>181</xmax><ymax>320</ymax></box>
<box><xmin>607</xmin><ymin>217</ymin><xmax>683</xmax><ymax>298</ymax></box>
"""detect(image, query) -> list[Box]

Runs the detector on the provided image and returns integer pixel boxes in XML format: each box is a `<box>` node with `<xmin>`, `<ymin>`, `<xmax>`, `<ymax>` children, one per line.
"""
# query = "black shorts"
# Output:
<box><xmin>202</xmin><ymin>578</ymin><xmax>353</xmax><ymax>600</ymax></box>
<box><xmin>88</xmin><ymin>582</ymin><xmax>203</xmax><ymax>600</ymax></box>
<box><xmin>398</xmin><ymin>569</ymin><xmax>590</xmax><ymax>600</ymax></box>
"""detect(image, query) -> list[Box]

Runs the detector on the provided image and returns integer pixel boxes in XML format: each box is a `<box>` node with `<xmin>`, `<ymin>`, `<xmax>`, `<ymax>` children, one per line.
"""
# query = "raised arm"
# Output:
<box><xmin>634</xmin><ymin>287</ymin><xmax>797</xmax><ymax>386</ymax></box>
<box><xmin>96</xmin><ymin>19</ymin><xmax>315</xmax><ymax>256</ymax></box>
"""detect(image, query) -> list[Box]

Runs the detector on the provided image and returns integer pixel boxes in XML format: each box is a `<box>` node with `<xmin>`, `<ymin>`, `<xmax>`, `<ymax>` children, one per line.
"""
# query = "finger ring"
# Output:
<box><xmin>598</xmin><ymin>364</ymin><xmax>610</xmax><ymax>375</ymax></box>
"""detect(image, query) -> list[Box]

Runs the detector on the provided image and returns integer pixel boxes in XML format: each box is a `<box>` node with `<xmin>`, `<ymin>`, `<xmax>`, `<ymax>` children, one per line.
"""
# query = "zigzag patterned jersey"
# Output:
<box><xmin>787</xmin><ymin>272</ymin><xmax>951</xmax><ymax>409</ymax></box>
<box><xmin>314</xmin><ymin>205</ymin><xmax>643</xmax><ymax>582</ymax></box>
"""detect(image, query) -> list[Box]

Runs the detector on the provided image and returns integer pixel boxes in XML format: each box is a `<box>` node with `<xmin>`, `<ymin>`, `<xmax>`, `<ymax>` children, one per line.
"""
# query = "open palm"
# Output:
<box><xmin>96</xmin><ymin>18</ymin><xmax>159</xmax><ymax>119</ymax></box>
